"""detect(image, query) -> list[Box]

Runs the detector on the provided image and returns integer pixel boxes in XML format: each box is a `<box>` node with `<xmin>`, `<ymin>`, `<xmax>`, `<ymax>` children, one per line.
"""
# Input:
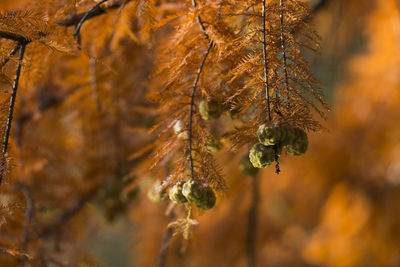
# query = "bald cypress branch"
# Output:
<box><xmin>0</xmin><ymin>43</ymin><xmax>26</xmax><ymax>185</ymax></box>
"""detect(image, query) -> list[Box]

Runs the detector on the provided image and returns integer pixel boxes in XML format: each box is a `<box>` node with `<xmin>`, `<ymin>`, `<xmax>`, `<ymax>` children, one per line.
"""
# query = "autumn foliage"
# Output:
<box><xmin>0</xmin><ymin>0</ymin><xmax>399</xmax><ymax>266</ymax></box>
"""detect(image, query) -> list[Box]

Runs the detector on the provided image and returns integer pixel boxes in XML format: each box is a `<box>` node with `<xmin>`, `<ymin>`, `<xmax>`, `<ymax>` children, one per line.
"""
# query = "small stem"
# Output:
<box><xmin>158</xmin><ymin>211</ymin><xmax>175</xmax><ymax>267</ymax></box>
<box><xmin>247</xmin><ymin>175</ymin><xmax>260</xmax><ymax>267</ymax></box>
<box><xmin>73</xmin><ymin>0</ymin><xmax>109</xmax><ymax>40</ymax></box>
<box><xmin>0</xmin><ymin>43</ymin><xmax>26</xmax><ymax>184</ymax></box>
<box><xmin>274</xmin><ymin>146</ymin><xmax>280</xmax><ymax>174</ymax></box>
<box><xmin>192</xmin><ymin>0</ymin><xmax>211</xmax><ymax>42</ymax></box>
<box><xmin>262</xmin><ymin>0</ymin><xmax>271</xmax><ymax>121</ymax></box>
<box><xmin>188</xmin><ymin>41</ymin><xmax>213</xmax><ymax>180</ymax></box>
<box><xmin>279</xmin><ymin>0</ymin><xmax>290</xmax><ymax>92</ymax></box>
<box><xmin>1</xmin><ymin>44</ymin><xmax>21</xmax><ymax>67</ymax></box>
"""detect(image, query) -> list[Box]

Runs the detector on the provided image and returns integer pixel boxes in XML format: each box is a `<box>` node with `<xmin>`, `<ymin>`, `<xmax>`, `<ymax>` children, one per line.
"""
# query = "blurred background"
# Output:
<box><xmin>0</xmin><ymin>0</ymin><xmax>400</xmax><ymax>266</ymax></box>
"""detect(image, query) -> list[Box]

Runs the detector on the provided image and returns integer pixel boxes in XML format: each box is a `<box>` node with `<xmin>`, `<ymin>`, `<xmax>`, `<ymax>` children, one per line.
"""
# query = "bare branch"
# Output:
<box><xmin>0</xmin><ymin>43</ymin><xmax>26</xmax><ymax>185</ymax></box>
<box><xmin>262</xmin><ymin>0</ymin><xmax>271</xmax><ymax>121</ymax></box>
<box><xmin>73</xmin><ymin>0</ymin><xmax>110</xmax><ymax>40</ymax></box>
<box><xmin>188</xmin><ymin>41</ymin><xmax>213</xmax><ymax>179</ymax></box>
<box><xmin>58</xmin><ymin>0</ymin><xmax>133</xmax><ymax>27</ymax></box>
<box><xmin>1</xmin><ymin>44</ymin><xmax>21</xmax><ymax>68</ymax></box>
<box><xmin>0</xmin><ymin>31</ymin><xmax>30</xmax><ymax>44</ymax></box>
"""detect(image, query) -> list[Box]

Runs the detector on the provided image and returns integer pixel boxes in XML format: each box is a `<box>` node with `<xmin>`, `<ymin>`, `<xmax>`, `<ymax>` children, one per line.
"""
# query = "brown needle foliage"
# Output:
<box><xmin>0</xmin><ymin>0</ymin><xmax>397</xmax><ymax>266</ymax></box>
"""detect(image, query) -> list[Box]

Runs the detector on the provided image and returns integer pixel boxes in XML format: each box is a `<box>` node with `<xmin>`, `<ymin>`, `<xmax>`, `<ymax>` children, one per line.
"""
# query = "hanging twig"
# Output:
<box><xmin>262</xmin><ymin>0</ymin><xmax>271</xmax><ymax>121</ymax></box>
<box><xmin>158</xmin><ymin>210</ymin><xmax>176</xmax><ymax>267</ymax></box>
<box><xmin>0</xmin><ymin>43</ymin><xmax>26</xmax><ymax>185</ymax></box>
<box><xmin>279</xmin><ymin>0</ymin><xmax>289</xmax><ymax>92</ymax></box>
<box><xmin>188</xmin><ymin>0</ymin><xmax>214</xmax><ymax>180</ymax></box>
<box><xmin>192</xmin><ymin>0</ymin><xmax>211</xmax><ymax>42</ymax></box>
<box><xmin>73</xmin><ymin>0</ymin><xmax>109</xmax><ymax>40</ymax></box>
<box><xmin>188</xmin><ymin>42</ymin><xmax>213</xmax><ymax>180</ymax></box>
<box><xmin>1</xmin><ymin>44</ymin><xmax>21</xmax><ymax>68</ymax></box>
<box><xmin>247</xmin><ymin>175</ymin><xmax>260</xmax><ymax>267</ymax></box>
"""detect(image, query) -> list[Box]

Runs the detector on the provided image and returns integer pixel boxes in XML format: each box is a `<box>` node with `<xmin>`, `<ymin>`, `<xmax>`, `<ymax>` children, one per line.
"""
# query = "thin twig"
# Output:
<box><xmin>1</xmin><ymin>44</ymin><xmax>21</xmax><ymax>68</ymax></box>
<box><xmin>73</xmin><ymin>0</ymin><xmax>109</xmax><ymax>40</ymax></box>
<box><xmin>58</xmin><ymin>0</ymin><xmax>132</xmax><ymax>26</ymax></box>
<box><xmin>262</xmin><ymin>0</ymin><xmax>271</xmax><ymax>121</ymax></box>
<box><xmin>188</xmin><ymin>41</ymin><xmax>213</xmax><ymax>180</ymax></box>
<box><xmin>279</xmin><ymin>0</ymin><xmax>290</xmax><ymax>93</ymax></box>
<box><xmin>0</xmin><ymin>43</ymin><xmax>26</xmax><ymax>185</ymax></box>
<box><xmin>192</xmin><ymin>0</ymin><xmax>211</xmax><ymax>42</ymax></box>
<box><xmin>158</xmin><ymin>211</ymin><xmax>176</xmax><ymax>267</ymax></box>
<box><xmin>247</xmin><ymin>175</ymin><xmax>259</xmax><ymax>267</ymax></box>
<box><xmin>188</xmin><ymin>0</ymin><xmax>214</xmax><ymax>180</ymax></box>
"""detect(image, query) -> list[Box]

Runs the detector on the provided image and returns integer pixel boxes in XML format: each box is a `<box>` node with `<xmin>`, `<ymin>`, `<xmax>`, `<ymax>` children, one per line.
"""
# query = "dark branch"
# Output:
<box><xmin>73</xmin><ymin>0</ymin><xmax>109</xmax><ymax>39</ymax></box>
<box><xmin>188</xmin><ymin>0</ymin><xmax>214</xmax><ymax>180</ymax></box>
<box><xmin>0</xmin><ymin>43</ymin><xmax>26</xmax><ymax>185</ymax></box>
<box><xmin>1</xmin><ymin>44</ymin><xmax>21</xmax><ymax>68</ymax></box>
<box><xmin>58</xmin><ymin>0</ymin><xmax>132</xmax><ymax>27</ymax></box>
<box><xmin>0</xmin><ymin>31</ymin><xmax>30</xmax><ymax>44</ymax></box>
<box><xmin>192</xmin><ymin>0</ymin><xmax>211</xmax><ymax>42</ymax></box>
<box><xmin>262</xmin><ymin>0</ymin><xmax>271</xmax><ymax>121</ymax></box>
<box><xmin>188</xmin><ymin>41</ymin><xmax>213</xmax><ymax>179</ymax></box>
<box><xmin>279</xmin><ymin>0</ymin><xmax>290</xmax><ymax>94</ymax></box>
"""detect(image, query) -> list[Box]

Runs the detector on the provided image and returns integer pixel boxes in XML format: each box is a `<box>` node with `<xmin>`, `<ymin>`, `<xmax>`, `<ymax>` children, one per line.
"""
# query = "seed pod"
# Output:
<box><xmin>257</xmin><ymin>124</ymin><xmax>289</xmax><ymax>146</ymax></box>
<box><xmin>147</xmin><ymin>179</ymin><xmax>167</xmax><ymax>203</ymax></box>
<box><xmin>169</xmin><ymin>181</ymin><xmax>188</xmax><ymax>204</ymax></box>
<box><xmin>240</xmin><ymin>154</ymin><xmax>259</xmax><ymax>176</ymax></box>
<box><xmin>206</xmin><ymin>136</ymin><xmax>222</xmax><ymax>153</ymax></box>
<box><xmin>249</xmin><ymin>143</ymin><xmax>276</xmax><ymax>168</ymax></box>
<box><xmin>199</xmin><ymin>99</ymin><xmax>223</xmax><ymax>121</ymax></box>
<box><xmin>286</xmin><ymin>128</ymin><xmax>308</xmax><ymax>156</ymax></box>
<box><xmin>182</xmin><ymin>179</ymin><xmax>216</xmax><ymax>210</ymax></box>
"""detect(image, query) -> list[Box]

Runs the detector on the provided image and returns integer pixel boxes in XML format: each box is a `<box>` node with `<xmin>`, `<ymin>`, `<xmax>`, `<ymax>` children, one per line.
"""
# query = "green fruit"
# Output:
<box><xmin>240</xmin><ymin>154</ymin><xmax>259</xmax><ymax>176</ymax></box>
<box><xmin>206</xmin><ymin>136</ymin><xmax>222</xmax><ymax>153</ymax></box>
<box><xmin>249</xmin><ymin>143</ymin><xmax>275</xmax><ymax>168</ymax></box>
<box><xmin>147</xmin><ymin>180</ymin><xmax>167</xmax><ymax>203</ymax></box>
<box><xmin>182</xmin><ymin>179</ymin><xmax>216</xmax><ymax>210</ymax></box>
<box><xmin>257</xmin><ymin>124</ymin><xmax>289</xmax><ymax>146</ymax></box>
<box><xmin>169</xmin><ymin>181</ymin><xmax>188</xmax><ymax>204</ymax></box>
<box><xmin>199</xmin><ymin>99</ymin><xmax>223</xmax><ymax>121</ymax></box>
<box><xmin>286</xmin><ymin>128</ymin><xmax>308</xmax><ymax>156</ymax></box>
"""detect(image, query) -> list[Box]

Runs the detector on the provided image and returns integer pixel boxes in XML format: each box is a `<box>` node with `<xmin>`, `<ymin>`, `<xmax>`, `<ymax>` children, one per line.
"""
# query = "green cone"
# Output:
<box><xmin>199</xmin><ymin>99</ymin><xmax>223</xmax><ymax>121</ymax></box>
<box><xmin>169</xmin><ymin>181</ymin><xmax>188</xmax><ymax>204</ymax></box>
<box><xmin>257</xmin><ymin>124</ymin><xmax>290</xmax><ymax>146</ymax></box>
<box><xmin>182</xmin><ymin>179</ymin><xmax>216</xmax><ymax>210</ymax></box>
<box><xmin>249</xmin><ymin>143</ymin><xmax>276</xmax><ymax>168</ymax></box>
<box><xmin>286</xmin><ymin>128</ymin><xmax>308</xmax><ymax>156</ymax></box>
